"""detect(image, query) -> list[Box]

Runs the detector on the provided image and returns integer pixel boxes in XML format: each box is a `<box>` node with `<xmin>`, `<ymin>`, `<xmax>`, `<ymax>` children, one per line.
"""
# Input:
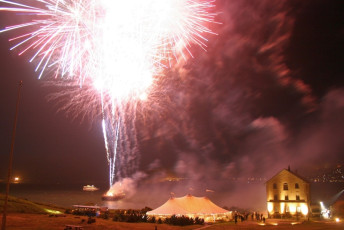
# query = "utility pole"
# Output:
<box><xmin>1</xmin><ymin>81</ymin><xmax>23</xmax><ymax>230</ymax></box>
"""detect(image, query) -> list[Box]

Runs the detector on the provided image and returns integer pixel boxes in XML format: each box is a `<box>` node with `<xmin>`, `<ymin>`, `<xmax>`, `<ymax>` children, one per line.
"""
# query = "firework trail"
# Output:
<box><xmin>0</xmin><ymin>0</ymin><xmax>216</xmax><ymax>188</ymax></box>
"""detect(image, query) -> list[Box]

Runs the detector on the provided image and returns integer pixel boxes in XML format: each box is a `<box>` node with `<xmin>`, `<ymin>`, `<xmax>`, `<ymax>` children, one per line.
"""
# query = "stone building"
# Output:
<box><xmin>266</xmin><ymin>167</ymin><xmax>310</xmax><ymax>218</ymax></box>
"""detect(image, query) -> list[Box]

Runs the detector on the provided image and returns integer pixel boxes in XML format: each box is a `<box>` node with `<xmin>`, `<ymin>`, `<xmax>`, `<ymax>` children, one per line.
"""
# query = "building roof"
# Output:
<box><xmin>266</xmin><ymin>168</ymin><xmax>310</xmax><ymax>184</ymax></box>
<box><xmin>146</xmin><ymin>194</ymin><xmax>230</xmax><ymax>216</ymax></box>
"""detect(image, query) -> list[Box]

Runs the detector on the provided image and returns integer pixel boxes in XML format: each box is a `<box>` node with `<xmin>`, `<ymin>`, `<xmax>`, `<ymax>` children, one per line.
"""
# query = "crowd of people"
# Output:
<box><xmin>233</xmin><ymin>211</ymin><xmax>266</xmax><ymax>224</ymax></box>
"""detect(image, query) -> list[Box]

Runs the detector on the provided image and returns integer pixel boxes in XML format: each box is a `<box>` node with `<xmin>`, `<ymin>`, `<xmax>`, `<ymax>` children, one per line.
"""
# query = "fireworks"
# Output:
<box><xmin>0</xmin><ymin>0</ymin><xmax>216</xmax><ymax>187</ymax></box>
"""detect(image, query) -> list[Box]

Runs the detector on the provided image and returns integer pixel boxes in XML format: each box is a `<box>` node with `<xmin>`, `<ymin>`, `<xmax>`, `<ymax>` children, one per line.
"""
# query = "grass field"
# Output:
<box><xmin>1</xmin><ymin>194</ymin><xmax>344</xmax><ymax>229</ymax></box>
<box><xmin>4</xmin><ymin>213</ymin><xmax>199</xmax><ymax>230</ymax></box>
<box><xmin>0</xmin><ymin>194</ymin><xmax>64</xmax><ymax>214</ymax></box>
<box><xmin>2</xmin><ymin>214</ymin><xmax>344</xmax><ymax>230</ymax></box>
<box><xmin>203</xmin><ymin>220</ymin><xmax>344</xmax><ymax>230</ymax></box>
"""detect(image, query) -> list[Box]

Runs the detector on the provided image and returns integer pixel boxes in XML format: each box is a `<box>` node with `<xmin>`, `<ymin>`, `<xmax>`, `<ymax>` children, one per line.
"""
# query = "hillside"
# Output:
<box><xmin>0</xmin><ymin>194</ymin><xmax>64</xmax><ymax>214</ymax></box>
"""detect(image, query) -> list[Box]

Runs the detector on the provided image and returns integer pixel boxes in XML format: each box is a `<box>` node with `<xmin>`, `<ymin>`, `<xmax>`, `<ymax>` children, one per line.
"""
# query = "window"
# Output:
<box><xmin>296</xmin><ymin>195</ymin><xmax>300</xmax><ymax>201</ymax></box>
<box><xmin>274</xmin><ymin>205</ymin><xmax>279</xmax><ymax>212</ymax></box>
<box><xmin>274</xmin><ymin>195</ymin><xmax>278</xmax><ymax>201</ymax></box>
<box><xmin>295</xmin><ymin>183</ymin><xmax>299</xmax><ymax>189</ymax></box>
<box><xmin>285</xmin><ymin>195</ymin><xmax>289</xmax><ymax>200</ymax></box>
<box><xmin>273</xmin><ymin>183</ymin><xmax>277</xmax><ymax>189</ymax></box>
<box><xmin>283</xmin><ymin>183</ymin><xmax>288</xmax><ymax>190</ymax></box>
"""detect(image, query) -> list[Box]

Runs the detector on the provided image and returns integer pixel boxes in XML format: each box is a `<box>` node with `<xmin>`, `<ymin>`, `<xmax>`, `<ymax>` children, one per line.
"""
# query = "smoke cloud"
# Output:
<box><xmin>119</xmin><ymin>0</ymin><xmax>344</xmax><ymax>211</ymax></box>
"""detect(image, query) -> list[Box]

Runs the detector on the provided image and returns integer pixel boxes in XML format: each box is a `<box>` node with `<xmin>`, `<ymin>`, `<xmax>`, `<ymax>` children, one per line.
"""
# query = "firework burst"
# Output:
<box><xmin>0</xmin><ymin>0</ymin><xmax>216</xmax><ymax>187</ymax></box>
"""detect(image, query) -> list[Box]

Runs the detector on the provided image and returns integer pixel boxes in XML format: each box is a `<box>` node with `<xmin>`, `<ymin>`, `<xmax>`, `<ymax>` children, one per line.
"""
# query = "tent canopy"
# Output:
<box><xmin>147</xmin><ymin>194</ymin><xmax>230</xmax><ymax>216</ymax></box>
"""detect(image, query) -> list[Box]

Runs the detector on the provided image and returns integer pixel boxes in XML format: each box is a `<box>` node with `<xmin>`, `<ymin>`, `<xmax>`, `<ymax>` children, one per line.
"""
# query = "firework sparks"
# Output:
<box><xmin>0</xmin><ymin>0</ymin><xmax>216</xmax><ymax>187</ymax></box>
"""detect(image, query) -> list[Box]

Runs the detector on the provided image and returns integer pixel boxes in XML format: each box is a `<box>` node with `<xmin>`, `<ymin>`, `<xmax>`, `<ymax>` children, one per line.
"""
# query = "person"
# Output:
<box><xmin>234</xmin><ymin>213</ymin><xmax>238</xmax><ymax>224</ymax></box>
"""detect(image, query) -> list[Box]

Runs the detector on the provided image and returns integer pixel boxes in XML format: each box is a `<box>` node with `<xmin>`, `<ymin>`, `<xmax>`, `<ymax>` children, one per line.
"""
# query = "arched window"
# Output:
<box><xmin>295</xmin><ymin>183</ymin><xmax>299</xmax><ymax>189</ymax></box>
<box><xmin>283</xmin><ymin>183</ymin><xmax>288</xmax><ymax>190</ymax></box>
<box><xmin>273</xmin><ymin>183</ymin><xmax>277</xmax><ymax>189</ymax></box>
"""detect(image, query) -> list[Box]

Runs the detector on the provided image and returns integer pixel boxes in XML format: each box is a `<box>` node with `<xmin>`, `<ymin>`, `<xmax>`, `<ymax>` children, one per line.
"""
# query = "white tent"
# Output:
<box><xmin>146</xmin><ymin>194</ymin><xmax>232</xmax><ymax>222</ymax></box>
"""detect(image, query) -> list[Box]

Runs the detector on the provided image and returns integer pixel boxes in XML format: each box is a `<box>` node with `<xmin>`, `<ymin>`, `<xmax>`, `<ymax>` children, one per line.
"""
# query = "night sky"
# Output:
<box><xmin>0</xmin><ymin>0</ymin><xmax>344</xmax><ymax>209</ymax></box>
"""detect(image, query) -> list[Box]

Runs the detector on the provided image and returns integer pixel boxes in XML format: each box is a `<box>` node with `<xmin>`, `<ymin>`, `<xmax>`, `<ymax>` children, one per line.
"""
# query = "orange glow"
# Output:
<box><xmin>301</xmin><ymin>204</ymin><xmax>308</xmax><ymax>215</ymax></box>
<box><xmin>280</xmin><ymin>202</ymin><xmax>285</xmax><ymax>213</ymax></box>
<box><xmin>267</xmin><ymin>202</ymin><xmax>273</xmax><ymax>213</ymax></box>
<box><xmin>289</xmin><ymin>204</ymin><xmax>296</xmax><ymax>214</ymax></box>
<box><xmin>106</xmin><ymin>191</ymin><xmax>114</xmax><ymax>196</ymax></box>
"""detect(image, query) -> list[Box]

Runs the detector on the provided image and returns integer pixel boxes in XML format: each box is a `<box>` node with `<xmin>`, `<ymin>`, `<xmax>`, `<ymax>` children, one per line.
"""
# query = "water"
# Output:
<box><xmin>0</xmin><ymin>181</ymin><xmax>266</xmax><ymax>211</ymax></box>
<box><xmin>1</xmin><ymin>182</ymin><xmax>342</xmax><ymax>210</ymax></box>
<box><xmin>0</xmin><ymin>182</ymin><xmax>141</xmax><ymax>209</ymax></box>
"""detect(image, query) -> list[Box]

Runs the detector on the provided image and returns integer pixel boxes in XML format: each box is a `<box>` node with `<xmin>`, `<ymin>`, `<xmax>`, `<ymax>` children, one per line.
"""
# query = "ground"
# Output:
<box><xmin>2</xmin><ymin>214</ymin><xmax>344</xmax><ymax>230</ymax></box>
<box><xmin>4</xmin><ymin>213</ymin><xmax>197</xmax><ymax>230</ymax></box>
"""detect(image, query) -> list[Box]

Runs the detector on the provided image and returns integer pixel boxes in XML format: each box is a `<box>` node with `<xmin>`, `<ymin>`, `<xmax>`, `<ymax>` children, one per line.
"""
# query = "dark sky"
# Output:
<box><xmin>0</xmin><ymin>0</ymin><xmax>344</xmax><ymax>209</ymax></box>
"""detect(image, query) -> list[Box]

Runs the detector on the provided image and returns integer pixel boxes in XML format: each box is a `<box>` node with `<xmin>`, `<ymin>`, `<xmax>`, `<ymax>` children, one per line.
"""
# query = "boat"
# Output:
<box><xmin>83</xmin><ymin>185</ymin><xmax>99</xmax><ymax>191</ymax></box>
<box><xmin>102</xmin><ymin>191</ymin><xmax>126</xmax><ymax>201</ymax></box>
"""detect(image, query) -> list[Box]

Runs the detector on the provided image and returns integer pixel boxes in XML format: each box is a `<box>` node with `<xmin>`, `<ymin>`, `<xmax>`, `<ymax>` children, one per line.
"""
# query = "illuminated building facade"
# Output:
<box><xmin>266</xmin><ymin>168</ymin><xmax>310</xmax><ymax>218</ymax></box>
